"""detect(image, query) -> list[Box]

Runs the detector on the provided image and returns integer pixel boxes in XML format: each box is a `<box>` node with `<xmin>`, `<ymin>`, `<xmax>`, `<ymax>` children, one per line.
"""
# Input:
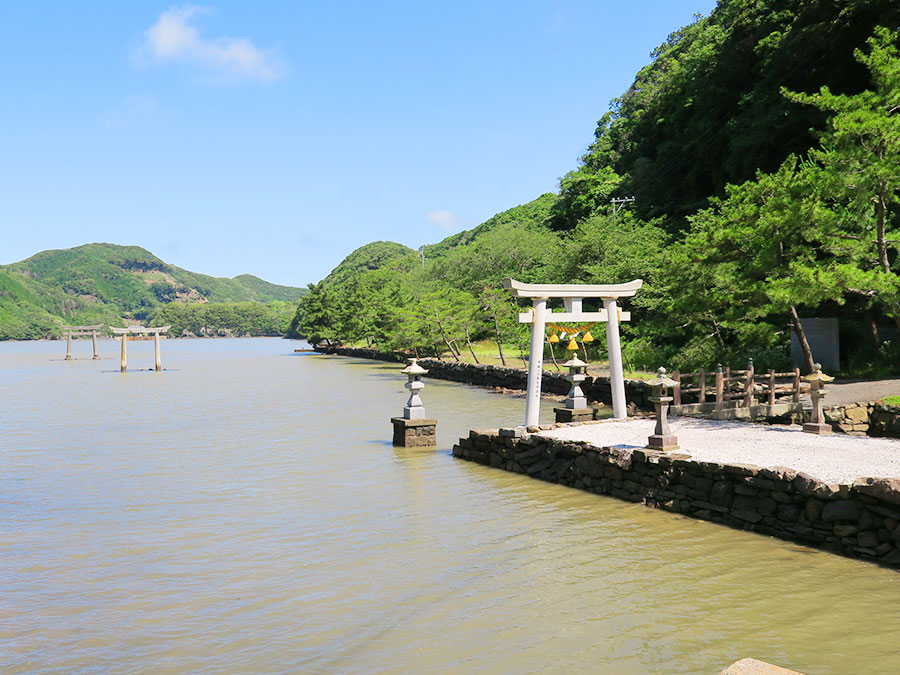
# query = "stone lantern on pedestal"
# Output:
<box><xmin>554</xmin><ymin>355</ymin><xmax>596</xmax><ymax>423</ymax></box>
<box><xmin>647</xmin><ymin>366</ymin><xmax>679</xmax><ymax>451</ymax></box>
<box><xmin>391</xmin><ymin>358</ymin><xmax>437</xmax><ymax>447</ymax></box>
<box><xmin>802</xmin><ymin>363</ymin><xmax>834</xmax><ymax>435</ymax></box>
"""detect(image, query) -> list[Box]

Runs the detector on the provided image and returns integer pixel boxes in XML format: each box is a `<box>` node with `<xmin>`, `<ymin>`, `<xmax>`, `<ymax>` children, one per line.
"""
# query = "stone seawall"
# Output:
<box><xmin>453</xmin><ymin>423</ymin><xmax>900</xmax><ymax>569</ymax></box>
<box><xmin>313</xmin><ymin>345</ymin><xmax>654</xmax><ymax>408</ymax></box>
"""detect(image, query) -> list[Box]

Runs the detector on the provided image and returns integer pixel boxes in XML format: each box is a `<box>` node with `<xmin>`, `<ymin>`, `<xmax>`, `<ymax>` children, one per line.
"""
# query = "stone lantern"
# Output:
<box><xmin>391</xmin><ymin>358</ymin><xmax>437</xmax><ymax>447</ymax></box>
<box><xmin>554</xmin><ymin>355</ymin><xmax>595</xmax><ymax>423</ymax></box>
<box><xmin>647</xmin><ymin>366</ymin><xmax>679</xmax><ymax>451</ymax></box>
<box><xmin>401</xmin><ymin>358</ymin><xmax>428</xmax><ymax>419</ymax></box>
<box><xmin>802</xmin><ymin>363</ymin><xmax>834</xmax><ymax>435</ymax></box>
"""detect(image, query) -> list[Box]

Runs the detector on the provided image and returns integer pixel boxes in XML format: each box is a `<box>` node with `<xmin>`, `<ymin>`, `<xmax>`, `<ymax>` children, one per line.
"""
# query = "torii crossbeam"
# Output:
<box><xmin>110</xmin><ymin>326</ymin><xmax>170</xmax><ymax>373</ymax></box>
<box><xmin>503</xmin><ymin>278</ymin><xmax>643</xmax><ymax>425</ymax></box>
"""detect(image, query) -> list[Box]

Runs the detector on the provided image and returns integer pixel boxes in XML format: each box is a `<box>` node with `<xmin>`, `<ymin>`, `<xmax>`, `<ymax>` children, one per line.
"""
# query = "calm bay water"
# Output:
<box><xmin>2</xmin><ymin>337</ymin><xmax>898</xmax><ymax>673</ymax></box>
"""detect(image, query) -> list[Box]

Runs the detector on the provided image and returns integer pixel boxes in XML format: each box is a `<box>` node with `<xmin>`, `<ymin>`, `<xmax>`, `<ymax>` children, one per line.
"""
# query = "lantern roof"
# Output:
<box><xmin>648</xmin><ymin>366</ymin><xmax>677</xmax><ymax>388</ymax></box>
<box><xmin>563</xmin><ymin>355</ymin><xmax>587</xmax><ymax>369</ymax></box>
<box><xmin>803</xmin><ymin>363</ymin><xmax>834</xmax><ymax>383</ymax></box>
<box><xmin>401</xmin><ymin>358</ymin><xmax>428</xmax><ymax>376</ymax></box>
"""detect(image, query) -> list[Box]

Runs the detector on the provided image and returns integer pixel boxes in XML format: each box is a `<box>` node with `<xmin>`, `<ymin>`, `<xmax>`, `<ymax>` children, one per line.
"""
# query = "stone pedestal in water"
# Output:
<box><xmin>392</xmin><ymin>358</ymin><xmax>436</xmax><ymax>447</ymax></box>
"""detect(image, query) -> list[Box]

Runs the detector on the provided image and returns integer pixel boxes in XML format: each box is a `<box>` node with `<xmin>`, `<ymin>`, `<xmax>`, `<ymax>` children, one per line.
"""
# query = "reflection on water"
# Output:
<box><xmin>1</xmin><ymin>338</ymin><xmax>898</xmax><ymax>673</ymax></box>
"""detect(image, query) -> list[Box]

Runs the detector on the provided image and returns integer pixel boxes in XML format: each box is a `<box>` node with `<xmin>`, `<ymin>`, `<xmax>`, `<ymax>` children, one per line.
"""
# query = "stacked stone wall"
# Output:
<box><xmin>313</xmin><ymin>345</ymin><xmax>653</xmax><ymax>408</ymax></box>
<box><xmin>824</xmin><ymin>401</ymin><xmax>900</xmax><ymax>438</ymax></box>
<box><xmin>453</xmin><ymin>424</ymin><xmax>900</xmax><ymax>569</ymax></box>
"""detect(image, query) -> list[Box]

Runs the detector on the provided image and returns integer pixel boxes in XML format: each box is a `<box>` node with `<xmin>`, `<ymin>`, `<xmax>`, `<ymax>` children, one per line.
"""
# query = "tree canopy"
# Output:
<box><xmin>289</xmin><ymin>6</ymin><xmax>900</xmax><ymax>376</ymax></box>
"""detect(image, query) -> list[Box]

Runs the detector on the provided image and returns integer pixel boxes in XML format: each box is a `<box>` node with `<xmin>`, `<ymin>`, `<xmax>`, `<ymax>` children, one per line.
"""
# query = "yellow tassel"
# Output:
<box><xmin>566</xmin><ymin>338</ymin><xmax>578</xmax><ymax>351</ymax></box>
<box><xmin>582</xmin><ymin>330</ymin><xmax>594</xmax><ymax>342</ymax></box>
<box><xmin>548</xmin><ymin>332</ymin><xmax>559</xmax><ymax>343</ymax></box>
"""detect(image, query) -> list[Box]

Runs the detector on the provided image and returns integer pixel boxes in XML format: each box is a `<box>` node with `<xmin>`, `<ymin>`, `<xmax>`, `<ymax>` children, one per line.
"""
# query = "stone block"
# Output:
<box><xmin>832</xmin><ymin>524</ymin><xmax>859</xmax><ymax>537</ymax></box>
<box><xmin>853</xmin><ymin>477</ymin><xmax>900</xmax><ymax>505</ymax></box>
<box><xmin>794</xmin><ymin>473</ymin><xmax>839</xmax><ymax>498</ymax></box>
<box><xmin>723</xmin><ymin>463</ymin><xmax>760</xmax><ymax>477</ymax></box>
<box><xmin>777</xmin><ymin>504</ymin><xmax>801</xmax><ymax>523</ymax></box>
<box><xmin>845</xmin><ymin>406</ymin><xmax>870</xmax><ymax>423</ymax></box>
<box><xmin>881</xmin><ymin>548</ymin><xmax>900</xmax><ymax>565</ymax></box>
<box><xmin>710</xmin><ymin>481</ymin><xmax>734</xmax><ymax>507</ymax></box>
<box><xmin>391</xmin><ymin>417</ymin><xmax>437</xmax><ymax>447</ymax></box>
<box><xmin>804</xmin><ymin>499</ymin><xmax>824</xmax><ymax>523</ymax></box>
<box><xmin>720</xmin><ymin>657</ymin><xmax>804</xmax><ymax>674</ymax></box>
<box><xmin>857</xmin><ymin>530</ymin><xmax>880</xmax><ymax>549</ymax></box>
<box><xmin>553</xmin><ymin>407</ymin><xmax>595</xmax><ymax>423</ymax></box>
<box><xmin>821</xmin><ymin>500</ymin><xmax>861</xmax><ymax>522</ymax></box>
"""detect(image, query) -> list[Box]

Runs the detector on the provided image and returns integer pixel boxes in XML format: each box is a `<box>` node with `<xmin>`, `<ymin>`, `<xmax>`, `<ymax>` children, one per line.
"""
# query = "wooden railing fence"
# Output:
<box><xmin>672</xmin><ymin>359</ymin><xmax>803</xmax><ymax>410</ymax></box>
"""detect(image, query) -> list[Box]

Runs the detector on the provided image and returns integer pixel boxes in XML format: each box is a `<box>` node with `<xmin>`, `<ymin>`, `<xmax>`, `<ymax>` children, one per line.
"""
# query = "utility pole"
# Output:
<box><xmin>610</xmin><ymin>197</ymin><xmax>635</xmax><ymax>216</ymax></box>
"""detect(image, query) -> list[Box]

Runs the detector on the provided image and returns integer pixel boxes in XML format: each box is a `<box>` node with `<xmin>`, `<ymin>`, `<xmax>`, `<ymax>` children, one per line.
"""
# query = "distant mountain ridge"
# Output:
<box><xmin>0</xmin><ymin>243</ymin><xmax>306</xmax><ymax>339</ymax></box>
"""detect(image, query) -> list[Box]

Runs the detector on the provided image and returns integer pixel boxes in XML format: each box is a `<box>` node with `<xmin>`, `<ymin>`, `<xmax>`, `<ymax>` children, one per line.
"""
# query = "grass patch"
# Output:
<box><xmin>881</xmin><ymin>395</ymin><xmax>900</xmax><ymax>406</ymax></box>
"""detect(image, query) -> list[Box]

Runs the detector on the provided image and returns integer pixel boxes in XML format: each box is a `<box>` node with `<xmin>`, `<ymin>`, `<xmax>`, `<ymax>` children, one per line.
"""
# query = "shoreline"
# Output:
<box><xmin>453</xmin><ymin>418</ymin><xmax>900</xmax><ymax>570</ymax></box>
<box><xmin>312</xmin><ymin>344</ymin><xmax>655</xmax><ymax>409</ymax></box>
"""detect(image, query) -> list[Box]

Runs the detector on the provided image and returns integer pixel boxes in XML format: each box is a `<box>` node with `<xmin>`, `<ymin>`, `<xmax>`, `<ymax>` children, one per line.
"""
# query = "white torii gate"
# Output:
<box><xmin>503</xmin><ymin>278</ymin><xmax>643</xmax><ymax>425</ymax></box>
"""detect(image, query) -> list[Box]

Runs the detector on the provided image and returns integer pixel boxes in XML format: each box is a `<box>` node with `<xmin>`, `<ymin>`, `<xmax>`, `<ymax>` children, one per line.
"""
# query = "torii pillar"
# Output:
<box><xmin>503</xmin><ymin>278</ymin><xmax>643</xmax><ymax>425</ymax></box>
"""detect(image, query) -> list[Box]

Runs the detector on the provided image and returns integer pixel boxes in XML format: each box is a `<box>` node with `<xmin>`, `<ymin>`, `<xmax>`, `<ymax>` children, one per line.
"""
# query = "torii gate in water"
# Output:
<box><xmin>110</xmin><ymin>325</ymin><xmax>170</xmax><ymax>373</ymax></box>
<box><xmin>503</xmin><ymin>278</ymin><xmax>643</xmax><ymax>426</ymax></box>
<box><xmin>62</xmin><ymin>324</ymin><xmax>104</xmax><ymax>361</ymax></box>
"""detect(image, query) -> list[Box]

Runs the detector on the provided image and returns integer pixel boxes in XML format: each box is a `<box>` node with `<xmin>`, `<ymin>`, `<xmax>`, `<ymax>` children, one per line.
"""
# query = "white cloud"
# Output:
<box><xmin>426</xmin><ymin>210</ymin><xmax>463</xmax><ymax>231</ymax></box>
<box><xmin>138</xmin><ymin>5</ymin><xmax>284</xmax><ymax>83</ymax></box>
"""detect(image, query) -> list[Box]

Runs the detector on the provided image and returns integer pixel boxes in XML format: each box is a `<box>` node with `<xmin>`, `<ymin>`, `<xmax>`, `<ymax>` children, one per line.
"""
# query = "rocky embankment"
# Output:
<box><xmin>826</xmin><ymin>401</ymin><xmax>900</xmax><ymax>437</ymax></box>
<box><xmin>454</xmin><ymin>421</ymin><xmax>900</xmax><ymax>569</ymax></box>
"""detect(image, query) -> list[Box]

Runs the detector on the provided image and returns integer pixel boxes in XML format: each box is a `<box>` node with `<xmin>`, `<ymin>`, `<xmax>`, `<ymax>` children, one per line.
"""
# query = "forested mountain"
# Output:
<box><xmin>0</xmin><ymin>243</ymin><xmax>306</xmax><ymax>339</ymax></box>
<box><xmin>552</xmin><ymin>0</ymin><xmax>900</xmax><ymax>229</ymax></box>
<box><xmin>290</xmin><ymin>0</ymin><xmax>900</xmax><ymax>376</ymax></box>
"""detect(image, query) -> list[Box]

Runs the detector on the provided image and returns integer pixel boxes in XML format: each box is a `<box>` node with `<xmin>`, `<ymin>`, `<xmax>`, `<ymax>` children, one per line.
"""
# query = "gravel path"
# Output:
<box><xmin>827</xmin><ymin>378</ymin><xmax>900</xmax><ymax>406</ymax></box>
<box><xmin>540</xmin><ymin>418</ymin><xmax>900</xmax><ymax>484</ymax></box>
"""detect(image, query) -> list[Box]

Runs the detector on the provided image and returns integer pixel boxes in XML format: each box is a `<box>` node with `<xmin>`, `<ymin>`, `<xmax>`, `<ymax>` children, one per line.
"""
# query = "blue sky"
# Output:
<box><xmin>1</xmin><ymin>1</ymin><xmax>717</xmax><ymax>287</ymax></box>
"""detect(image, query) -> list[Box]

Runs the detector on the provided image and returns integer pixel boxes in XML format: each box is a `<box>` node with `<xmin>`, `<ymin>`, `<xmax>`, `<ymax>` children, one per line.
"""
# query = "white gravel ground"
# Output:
<box><xmin>540</xmin><ymin>418</ymin><xmax>900</xmax><ymax>484</ymax></box>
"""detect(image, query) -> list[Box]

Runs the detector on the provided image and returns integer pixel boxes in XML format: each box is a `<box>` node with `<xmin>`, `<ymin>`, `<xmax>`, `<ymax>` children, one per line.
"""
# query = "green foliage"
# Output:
<box><xmin>425</xmin><ymin>194</ymin><xmax>557</xmax><ymax>255</ymax></box>
<box><xmin>552</xmin><ymin>0</ymin><xmax>900</xmax><ymax>229</ymax></box>
<box><xmin>288</xmin><ymin>16</ymin><xmax>900</xmax><ymax>376</ymax></box>
<box><xmin>0</xmin><ymin>243</ymin><xmax>307</xmax><ymax>339</ymax></box>
<box><xmin>152</xmin><ymin>301</ymin><xmax>295</xmax><ymax>337</ymax></box>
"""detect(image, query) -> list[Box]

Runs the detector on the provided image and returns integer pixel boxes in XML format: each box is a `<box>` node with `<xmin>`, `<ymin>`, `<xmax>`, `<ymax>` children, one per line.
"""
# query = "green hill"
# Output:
<box><xmin>423</xmin><ymin>194</ymin><xmax>556</xmax><ymax>258</ymax></box>
<box><xmin>0</xmin><ymin>243</ymin><xmax>307</xmax><ymax>339</ymax></box>
<box><xmin>317</xmin><ymin>241</ymin><xmax>420</xmax><ymax>291</ymax></box>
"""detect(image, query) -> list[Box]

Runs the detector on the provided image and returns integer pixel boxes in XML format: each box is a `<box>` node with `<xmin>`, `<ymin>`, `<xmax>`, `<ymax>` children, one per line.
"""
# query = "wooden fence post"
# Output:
<box><xmin>698</xmin><ymin>367</ymin><xmax>706</xmax><ymax>403</ymax></box>
<box><xmin>768</xmin><ymin>369</ymin><xmax>776</xmax><ymax>405</ymax></box>
<box><xmin>673</xmin><ymin>370</ymin><xmax>681</xmax><ymax>406</ymax></box>
<box><xmin>744</xmin><ymin>358</ymin><xmax>755</xmax><ymax>407</ymax></box>
<box><xmin>792</xmin><ymin>367</ymin><xmax>801</xmax><ymax>403</ymax></box>
<box><xmin>715</xmin><ymin>364</ymin><xmax>724</xmax><ymax>411</ymax></box>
